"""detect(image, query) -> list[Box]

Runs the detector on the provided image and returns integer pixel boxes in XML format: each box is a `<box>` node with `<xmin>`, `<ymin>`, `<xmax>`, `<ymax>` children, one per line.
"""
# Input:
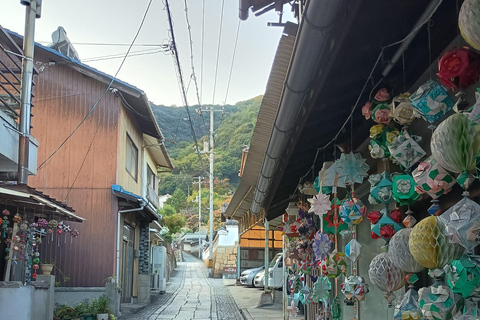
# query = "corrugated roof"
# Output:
<box><xmin>225</xmin><ymin>24</ymin><xmax>296</xmax><ymax>225</ymax></box>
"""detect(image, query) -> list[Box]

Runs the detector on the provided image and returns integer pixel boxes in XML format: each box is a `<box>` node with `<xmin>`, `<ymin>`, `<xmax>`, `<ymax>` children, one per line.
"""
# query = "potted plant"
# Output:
<box><xmin>41</xmin><ymin>261</ymin><xmax>54</xmax><ymax>275</ymax></box>
<box><xmin>94</xmin><ymin>295</ymin><xmax>110</xmax><ymax>320</ymax></box>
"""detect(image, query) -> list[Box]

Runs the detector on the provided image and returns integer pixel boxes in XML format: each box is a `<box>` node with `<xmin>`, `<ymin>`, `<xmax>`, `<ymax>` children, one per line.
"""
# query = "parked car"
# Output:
<box><xmin>267</xmin><ymin>253</ymin><xmax>283</xmax><ymax>289</ymax></box>
<box><xmin>240</xmin><ymin>266</ymin><xmax>264</xmax><ymax>287</ymax></box>
<box><xmin>254</xmin><ymin>269</ymin><xmax>265</xmax><ymax>288</ymax></box>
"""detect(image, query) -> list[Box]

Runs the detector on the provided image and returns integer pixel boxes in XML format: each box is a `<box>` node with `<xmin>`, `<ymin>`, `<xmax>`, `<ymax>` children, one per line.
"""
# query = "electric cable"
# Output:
<box><xmin>37</xmin><ymin>0</ymin><xmax>154</xmax><ymax>171</ymax></box>
<box><xmin>211</xmin><ymin>0</ymin><xmax>225</xmax><ymax>105</ymax></box>
<box><xmin>224</xmin><ymin>19</ymin><xmax>241</xmax><ymax>104</ymax></box>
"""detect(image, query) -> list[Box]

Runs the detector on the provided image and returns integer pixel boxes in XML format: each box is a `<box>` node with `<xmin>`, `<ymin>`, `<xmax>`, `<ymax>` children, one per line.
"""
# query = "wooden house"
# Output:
<box><xmin>7</xmin><ymin>28</ymin><xmax>174</xmax><ymax>304</ymax></box>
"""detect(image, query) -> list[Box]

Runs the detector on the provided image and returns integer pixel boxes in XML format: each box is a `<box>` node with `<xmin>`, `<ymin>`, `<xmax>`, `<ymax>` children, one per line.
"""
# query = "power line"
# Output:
<box><xmin>164</xmin><ymin>0</ymin><xmax>206</xmax><ymax>174</ymax></box>
<box><xmin>211</xmin><ymin>0</ymin><xmax>225</xmax><ymax>105</ymax></box>
<box><xmin>37</xmin><ymin>0</ymin><xmax>154</xmax><ymax>171</ymax></box>
<box><xmin>200</xmin><ymin>0</ymin><xmax>206</xmax><ymax>105</ymax></box>
<box><xmin>37</xmin><ymin>41</ymin><xmax>164</xmax><ymax>47</ymax></box>
<box><xmin>224</xmin><ymin>19</ymin><xmax>241</xmax><ymax>104</ymax></box>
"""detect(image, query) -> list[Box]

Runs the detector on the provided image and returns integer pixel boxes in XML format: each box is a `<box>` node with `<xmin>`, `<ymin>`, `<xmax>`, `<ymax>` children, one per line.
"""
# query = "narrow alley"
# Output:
<box><xmin>120</xmin><ymin>253</ymin><xmax>244</xmax><ymax>320</ymax></box>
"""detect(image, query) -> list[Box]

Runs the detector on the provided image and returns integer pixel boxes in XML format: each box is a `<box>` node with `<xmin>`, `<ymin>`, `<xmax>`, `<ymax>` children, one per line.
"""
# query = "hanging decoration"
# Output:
<box><xmin>323</xmin><ymin>199</ymin><xmax>347</xmax><ymax>234</ymax></box>
<box><xmin>409</xmin><ymin>80</ymin><xmax>455</xmax><ymax>123</ymax></box>
<box><xmin>391</xmin><ymin>93</ymin><xmax>419</xmax><ymax>126</ymax></box>
<box><xmin>312</xmin><ymin>231</ymin><xmax>331</xmax><ymax>263</ymax></box>
<box><xmin>459</xmin><ymin>0</ymin><xmax>480</xmax><ymax>50</ymax></box>
<box><xmin>339</xmin><ymin>197</ymin><xmax>367</xmax><ymax>225</ymax></box>
<box><xmin>287</xmin><ymin>299</ymin><xmax>299</xmax><ymax>318</ymax></box>
<box><xmin>312</xmin><ymin>276</ymin><xmax>332</xmax><ymax>306</ymax></box>
<box><xmin>437</xmin><ymin>47</ymin><xmax>480</xmax><ymax>91</ymax></box>
<box><xmin>308</xmin><ymin>191</ymin><xmax>331</xmax><ymax>218</ymax></box>
<box><xmin>321</xmin><ymin>250</ymin><xmax>347</xmax><ymax>278</ymax></box>
<box><xmin>389</xmin><ymin>131</ymin><xmax>426</xmax><ymax>170</ymax></box>
<box><xmin>445</xmin><ymin>254</ymin><xmax>480</xmax><ymax>299</ymax></box>
<box><xmin>369</xmin><ymin>207</ymin><xmax>404</xmax><ymax>241</ymax></box>
<box><xmin>369</xmin><ymin>171</ymin><xmax>394</xmax><ymax>205</ymax></box>
<box><xmin>431</xmin><ymin>113</ymin><xmax>480</xmax><ymax>190</ymax></box>
<box><xmin>439</xmin><ymin>197</ymin><xmax>480</xmax><ymax>252</ymax></box>
<box><xmin>389</xmin><ymin>228</ymin><xmax>426</xmax><ymax>274</ymax></box>
<box><xmin>369</xmin><ymin>125</ymin><xmax>400</xmax><ymax>159</ymax></box>
<box><xmin>345</xmin><ymin>239</ymin><xmax>361</xmax><ymax>262</ymax></box>
<box><xmin>321</xmin><ymin>162</ymin><xmax>346</xmax><ymax>194</ymax></box>
<box><xmin>453</xmin><ymin>298</ymin><xmax>480</xmax><ymax>319</ymax></box>
<box><xmin>392</xmin><ymin>174</ymin><xmax>421</xmax><ymax>206</ymax></box>
<box><xmin>394</xmin><ymin>285</ymin><xmax>422</xmax><ymax>320</ymax></box>
<box><xmin>368</xmin><ymin>252</ymin><xmax>406</xmax><ymax>305</ymax></box>
<box><xmin>341</xmin><ymin>275</ymin><xmax>369</xmax><ymax>304</ymax></box>
<box><xmin>409</xmin><ymin>216</ymin><xmax>465</xmax><ymax>272</ymax></box>
<box><xmin>418</xmin><ymin>282</ymin><xmax>463</xmax><ymax>320</ymax></box>
<box><xmin>333</xmin><ymin>152</ymin><xmax>369</xmax><ymax>186</ymax></box>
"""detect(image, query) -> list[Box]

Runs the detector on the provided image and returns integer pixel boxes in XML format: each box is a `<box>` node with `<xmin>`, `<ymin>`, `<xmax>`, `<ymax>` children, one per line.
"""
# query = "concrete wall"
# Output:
<box><xmin>0</xmin><ymin>275</ymin><xmax>54</xmax><ymax>320</ymax></box>
<box><xmin>54</xmin><ymin>287</ymin><xmax>106</xmax><ymax>306</ymax></box>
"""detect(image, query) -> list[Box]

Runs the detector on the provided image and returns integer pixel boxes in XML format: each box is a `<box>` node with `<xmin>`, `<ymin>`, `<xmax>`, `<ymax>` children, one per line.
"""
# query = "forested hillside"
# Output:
<box><xmin>150</xmin><ymin>96</ymin><xmax>262</xmax><ymax>236</ymax></box>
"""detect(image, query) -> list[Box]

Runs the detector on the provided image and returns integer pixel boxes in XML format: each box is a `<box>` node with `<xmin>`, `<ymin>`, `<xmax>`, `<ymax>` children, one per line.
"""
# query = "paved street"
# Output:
<box><xmin>121</xmin><ymin>253</ymin><xmax>243</xmax><ymax>320</ymax></box>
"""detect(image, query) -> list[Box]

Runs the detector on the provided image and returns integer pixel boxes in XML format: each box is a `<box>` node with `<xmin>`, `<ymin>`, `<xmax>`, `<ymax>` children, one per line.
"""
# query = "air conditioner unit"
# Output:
<box><xmin>151</xmin><ymin>246</ymin><xmax>166</xmax><ymax>293</ymax></box>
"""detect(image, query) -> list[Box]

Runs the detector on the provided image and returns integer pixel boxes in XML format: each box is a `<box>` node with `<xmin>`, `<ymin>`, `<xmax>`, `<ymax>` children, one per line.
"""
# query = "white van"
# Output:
<box><xmin>267</xmin><ymin>253</ymin><xmax>283</xmax><ymax>289</ymax></box>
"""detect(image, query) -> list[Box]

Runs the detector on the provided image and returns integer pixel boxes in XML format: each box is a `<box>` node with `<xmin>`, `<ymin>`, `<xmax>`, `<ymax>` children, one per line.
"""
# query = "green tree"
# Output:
<box><xmin>166</xmin><ymin>189</ymin><xmax>187</xmax><ymax>212</ymax></box>
<box><xmin>161</xmin><ymin>214</ymin><xmax>185</xmax><ymax>234</ymax></box>
<box><xmin>158</xmin><ymin>204</ymin><xmax>176</xmax><ymax>217</ymax></box>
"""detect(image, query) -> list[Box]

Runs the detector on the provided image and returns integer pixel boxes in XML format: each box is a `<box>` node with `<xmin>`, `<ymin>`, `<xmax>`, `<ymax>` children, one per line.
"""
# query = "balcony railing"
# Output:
<box><xmin>147</xmin><ymin>185</ymin><xmax>159</xmax><ymax>209</ymax></box>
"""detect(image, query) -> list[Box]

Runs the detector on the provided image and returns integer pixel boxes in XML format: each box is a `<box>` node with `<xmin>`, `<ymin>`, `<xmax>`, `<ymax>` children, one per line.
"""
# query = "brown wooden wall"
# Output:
<box><xmin>29</xmin><ymin>52</ymin><xmax>120</xmax><ymax>286</ymax></box>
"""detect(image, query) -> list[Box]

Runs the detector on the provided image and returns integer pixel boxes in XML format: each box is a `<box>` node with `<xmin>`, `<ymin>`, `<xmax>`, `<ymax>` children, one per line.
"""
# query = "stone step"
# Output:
<box><xmin>120</xmin><ymin>303</ymin><xmax>147</xmax><ymax>315</ymax></box>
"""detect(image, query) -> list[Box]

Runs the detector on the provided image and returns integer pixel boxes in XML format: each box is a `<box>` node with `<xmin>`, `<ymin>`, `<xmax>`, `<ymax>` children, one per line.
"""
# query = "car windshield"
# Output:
<box><xmin>269</xmin><ymin>253</ymin><xmax>282</xmax><ymax>268</ymax></box>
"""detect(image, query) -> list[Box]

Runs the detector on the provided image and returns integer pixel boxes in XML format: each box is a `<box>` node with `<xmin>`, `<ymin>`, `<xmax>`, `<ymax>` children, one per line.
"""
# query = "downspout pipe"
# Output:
<box><xmin>250</xmin><ymin>0</ymin><xmax>345</xmax><ymax>215</ymax></box>
<box><xmin>115</xmin><ymin>200</ymin><xmax>146</xmax><ymax>285</ymax></box>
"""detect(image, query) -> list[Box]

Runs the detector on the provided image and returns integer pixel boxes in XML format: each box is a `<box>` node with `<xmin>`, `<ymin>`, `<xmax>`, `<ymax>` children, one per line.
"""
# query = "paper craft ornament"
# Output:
<box><xmin>320</xmin><ymin>161</ymin><xmax>346</xmax><ymax>194</ymax></box>
<box><xmin>393</xmin><ymin>174</ymin><xmax>421</xmax><ymax>206</ymax></box>
<box><xmin>437</xmin><ymin>48</ymin><xmax>480</xmax><ymax>91</ymax></box>
<box><xmin>368</xmin><ymin>252</ymin><xmax>406</xmax><ymax>305</ymax></box>
<box><xmin>445</xmin><ymin>254</ymin><xmax>480</xmax><ymax>299</ymax></box>
<box><xmin>370</xmin><ymin>207</ymin><xmax>404</xmax><ymax>241</ymax></box>
<box><xmin>453</xmin><ymin>298</ymin><xmax>480</xmax><ymax>319</ymax></box>
<box><xmin>413</xmin><ymin>157</ymin><xmax>456</xmax><ymax>199</ymax></box>
<box><xmin>371</xmin><ymin>103</ymin><xmax>392</xmax><ymax>125</ymax></box>
<box><xmin>409</xmin><ymin>80</ymin><xmax>455</xmax><ymax>123</ymax></box>
<box><xmin>394</xmin><ymin>287</ymin><xmax>422</xmax><ymax>320</ymax></box>
<box><xmin>391</xmin><ymin>93</ymin><xmax>419</xmax><ymax>126</ymax></box>
<box><xmin>439</xmin><ymin>197</ymin><xmax>480</xmax><ymax>252</ymax></box>
<box><xmin>459</xmin><ymin>0</ymin><xmax>480</xmax><ymax>50</ymax></box>
<box><xmin>418</xmin><ymin>283</ymin><xmax>463</xmax><ymax>320</ymax></box>
<box><xmin>389</xmin><ymin>228</ymin><xmax>426</xmax><ymax>274</ymax></box>
<box><xmin>339</xmin><ymin>197</ymin><xmax>367</xmax><ymax>225</ymax></box>
<box><xmin>431</xmin><ymin>113</ymin><xmax>480</xmax><ymax>189</ymax></box>
<box><xmin>345</xmin><ymin>239</ymin><xmax>361</xmax><ymax>262</ymax></box>
<box><xmin>341</xmin><ymin>276</ymin><xmax>369</xmax><ymax>303</ymax></box>
<box><xmin>312</xmin><ymin>231</ymin><xmax>331</xmax><ymax>263</ymax></box>
<box><xmin>389</xmin><ymin>131</ymin><xmax>426</xmax><ymax>170</ymax></box>
<box><xmin>287</xmin><ymin>299</ymin><xmax>299</xmax><ymax>317</ymax></box>
<box><xmin>323</xmin><ymin>200</ymin><xmax>348</xmax><ymax>235</ymax></box>
<box><xmin>409</xmin><ymin>216</ymin><xmax>465</xmax><ymax>270</ymax></box>
<box><xmin>313</xmin><ymin>276</ymin><xmax>332</xmax><ymax>306</ymax></box>
<box><xmin>299</xmin><ymin>285</ymin><xmax>314</xmax><ymax>305</ymax></box>
<box><xmin>369</xmin><ymin>171</ymin><xmax>393</xmax><ymax>204</ymax></box>
<box><xmin>323</xmin><ymin>250</ymin><xmax>347</xmax><ymax>278</ymax></box>
<box><xmin>308</xmin><ymin>191</ymin><xmax>331</xmax><ymax>217</ymax></box>
<box><xmin>333</xmin><ymin>153</ymin><xmax>369</xmax><ymax>186</ymax></box>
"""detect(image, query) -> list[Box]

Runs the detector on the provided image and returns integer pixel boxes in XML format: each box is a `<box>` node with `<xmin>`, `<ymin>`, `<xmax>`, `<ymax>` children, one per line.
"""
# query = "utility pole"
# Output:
<box><xmin>197</xmin><ymin>176</ymin><xmax>202</xmax><ymax>259</ymax></box>
<box><xmin>18</xmin><ymin>0</ymin><xmax>41</xmax><ymax>184</ymax></box>
<box><xmin>196</xmin><ymin>106</ymin><xmax>224</xmax><ymax>277</ymax></box>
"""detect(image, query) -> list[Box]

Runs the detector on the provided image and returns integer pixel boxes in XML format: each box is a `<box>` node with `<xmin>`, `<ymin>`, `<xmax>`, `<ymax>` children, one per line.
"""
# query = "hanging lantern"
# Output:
<box><xmin>459</xmin><ymin>0</ymin><xmax>480</xmax><ymax>50</ymax></box>
<box><xmin>389</xmin><ymin>228</ymin><xmax>426</xmax><ymax>274</ymax></box>
<box><xmin>392</xmin><ymin>174</ymin><xmax>421</xmax><ymax>206</ymax></box>
<box><xmin>439</xmin><ymin>197</ymin><xmax>480</xmax><ymax>252</ymax></box>
<box><xmin>431</xmin><ymin>113</ymin><xmax>480</xmax><ymax>190</ymax></box>
<box><xmin>409</xmin><ymin>80</ymin><xmax>455</xmax><ymax>123</ymax></box>
<box><xmin>339</xmin><ymin>197</ymin><xmax>367</xmax><ymax>225</ymax></box>
<box><xmin>333</xmin><ymin>153</ymin><xmax>370</xmax><ymax>186</ymax></box>
<box><xmin>418</xmin><ymin>282</ymin><xmax>463</xmax><ymax>320</ymax></box>
<box><xmin>409</xmin><ymin>216</ymin><xmax>464</xmax><ymax>271</ymax></box>
<box><xmin>391</xmin><ymin>93</ymin><xmax>419</xmax><ymax>126</ymax></box>
<box><xmin>388</xmin><ymin>131</ymin><xmax>426</xmax><ymax>170</ymax></box>
<box><xmin>445</xmin><ymin>254</ymin><xmax>480</xmax><ymax>299</ymax></box>
<box><xmin>368</xmin><ymin>252</ymin><xmax>406</xmax><ymax>305</ymax></box>
<box><xmin>345</xmin><ymin>239</ymin><xmax>361</xmax><ymax>262</ymax></box>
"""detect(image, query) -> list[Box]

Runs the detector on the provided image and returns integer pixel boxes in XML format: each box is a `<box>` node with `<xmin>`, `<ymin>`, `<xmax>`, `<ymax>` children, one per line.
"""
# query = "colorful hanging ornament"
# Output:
<box><xmin>339</xmin><ymin>197</ymin><xmax>367</xmax><ymax>225</ymax></box>
<box><xmin>368</xmin><ymin>252</ymin><xmax>406</xmax><ymax>306</ymax></box>
<box><xmin>287</xmin><ymin>299</ymin><xmax>299</xmax><ymax>317</ymax></box>
<box><xmin>413</xmin><ymin>157</ymin><xmax>456</xmax><ymax>199</ymax></box>
<box><xmin>312</xmin><ymin>231</ymin><xmax>331</xmax><ymax>263</ymax></box>
<box><xmin>418</xmin><ymin>282</ymin><xmax>463</xmax><ymax>320</ymax></box>
<box><xmin>312</xmin><ymin>276</ymin><xmax>331</xmax><ymax>306</ymax></box>
<box><xmin>389</xmin><ymin>131</ymin><xmax>426</xmax><ymax>170</ymax></box>
<box><xmin>439</xmin><ymin>197</ymin><xmax>480</xmax><ymax>252</ymax></box>
<box><xmin>320</xmin><ymin>161</ymin><xmax>346</xmax><ymax>194</ymax></box>
<box><xmin>370</xmin><ymin>207</ymin><xmax>404</xmax><ymax>241</ymax></box>
<box><xmin>322</xmin><ymin>250</ymin><xmax>347</xmax><ymax>278</ymax></box>
<box><xmin>345</xmin><ymin>239</ymin><xmax>361</xmax><ymax>262</ymax></box>
<box><xmin>437</xmin><ymin>47</ymin><xmax>480</xmax><ymax>91</ymax></box>
<box><xmin>394</xmin><ymin>275</ymin><xmax>422</xmax><ymax>320</ymax></box>
<box><xmin>453</xmin><ymin>298</ymin><xmax>480</xmax><ymax>319</ymax></box>
<box><xmin>341</xmin><ymin>275</ymin><xmax>369</xmax><ymax>303</ymax></box>
<box><xmin>431</xmin><ymin>113</ymin><xmax>480</xmax><ymax>190</ymax></box>
<box><xmin>323</xmin><ymin>199</ymin><xmax>347</xmax><ymax>234</ymax></box>
<box><xmin>389</xmin><ymin>228</ymin><xmax>426</xmax><ymax>274</ymax></box>
<box><xmin>459</xmin><ymin>0</ymin><xmax>480</xmax><ymax>50</ymax></box>
<box><xmin>409</xmin><ymin>216</ymin><xmax>465</xmax><ymax>271</ymax></box>
<box><xmin>445</xmin><ymin>254</ymin><xmax>480</xmax><ymax>299</ymax></box>
<box><xmin>369</xmin><ymin>171</ymin><xmax>394</xmax><ymax>205</ymax></box>
<box><xmin>333</xmin><ymin>153</ymin><xmax>369</xmax><ymax>186</ymax></box>
<box><xmin>409</xmin><ymin>80</ymin><xmax>455</xmax><ymax>123</ymax></box>
<box><xmin>392</xmin><ymin>174</ymin><xmax>421</xmax><ymax>206</ymax></box>
<box><xmin>391</xmin><ymin>93</ymin><xmax>419</xmax><ymax>126</ymax></box>
<box><xmin>308</xmin><ymin>191</ymin><xmax>331</xmax><ymax>218</ymax></box>
<box><xmin>12</xmin><ymin>215</ymin><xmax>21</xmax><ymax>223</ymax></box>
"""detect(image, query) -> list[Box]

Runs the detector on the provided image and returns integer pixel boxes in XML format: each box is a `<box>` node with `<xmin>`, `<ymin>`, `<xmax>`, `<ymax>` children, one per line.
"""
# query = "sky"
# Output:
<box><xmin>1</xmin><ymin>0</ymin><xmax>295</xmax><ymax>107</ymax></box>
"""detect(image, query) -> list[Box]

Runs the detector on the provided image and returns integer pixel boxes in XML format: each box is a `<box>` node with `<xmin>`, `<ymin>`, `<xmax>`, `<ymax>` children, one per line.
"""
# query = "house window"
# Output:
<box><xmin>147</xmin><ymin>166</ymin><xmax>155</xmax><ymax>188</ymax></box>
<box><xmin>126</xmin><ymin>134</ymin><xmax>138</xmax><ymax>181</ymax></box>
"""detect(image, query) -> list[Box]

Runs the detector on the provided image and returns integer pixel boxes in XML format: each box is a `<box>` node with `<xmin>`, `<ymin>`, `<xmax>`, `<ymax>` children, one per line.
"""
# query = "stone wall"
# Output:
<box><xmin>213</xmin><ymin>242</ymin><xmax>238</xmax><ymax>278</ymax></box>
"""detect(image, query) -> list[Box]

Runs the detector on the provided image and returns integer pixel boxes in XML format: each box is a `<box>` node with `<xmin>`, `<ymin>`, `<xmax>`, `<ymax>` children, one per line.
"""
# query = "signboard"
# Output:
<box><xmin>223</xmin><ymin>267</ymin><xmax>237</xmax><ymax>274</ymax></box>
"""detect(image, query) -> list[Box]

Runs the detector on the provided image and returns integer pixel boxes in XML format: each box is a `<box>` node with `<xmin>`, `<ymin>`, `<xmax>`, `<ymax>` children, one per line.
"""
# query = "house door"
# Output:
<box><xmin>122</xmin><ymin>224</ymin><xmax>135</xmax><ymax>303</ymax></box>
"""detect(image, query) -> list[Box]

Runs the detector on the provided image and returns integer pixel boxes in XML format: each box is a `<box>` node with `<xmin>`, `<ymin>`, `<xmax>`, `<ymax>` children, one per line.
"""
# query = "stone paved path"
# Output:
<box><xmin>121</xmin><ymin>253</ymin><xmax>243</xmax><ymax>320</ymax></box>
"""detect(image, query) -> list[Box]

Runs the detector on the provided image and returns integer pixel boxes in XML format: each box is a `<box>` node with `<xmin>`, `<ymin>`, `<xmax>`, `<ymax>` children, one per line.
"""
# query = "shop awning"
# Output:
<box><xmin>0</xmin><ymin>185</ymin><xmax>84</xmax><ymax>222</ymax></box>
